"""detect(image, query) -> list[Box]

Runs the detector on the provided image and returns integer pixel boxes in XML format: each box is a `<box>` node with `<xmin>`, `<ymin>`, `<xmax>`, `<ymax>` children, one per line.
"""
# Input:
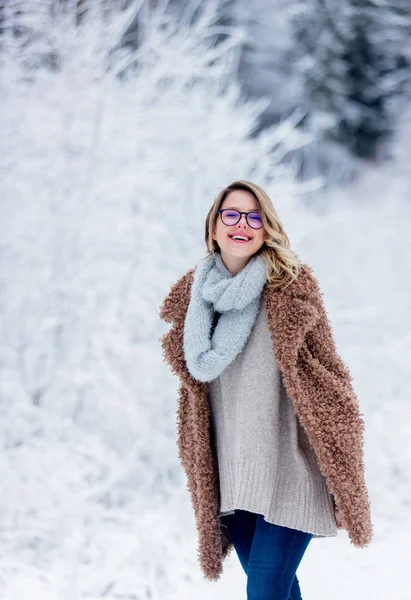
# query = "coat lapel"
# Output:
<box><xmin>159</xmin><ymin>268</ymin><xmax>231</xmax><ymax>578</ymax></box>
<box><xmin>159</xmin><ymin>268</ymin><xmax>206</xmax><ymax>394</ymax></box>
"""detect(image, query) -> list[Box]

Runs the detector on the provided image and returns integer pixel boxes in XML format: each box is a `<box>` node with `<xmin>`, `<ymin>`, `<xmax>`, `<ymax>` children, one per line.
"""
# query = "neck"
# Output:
<box><xmin>219</xmin><ymin>250</ymin><xmax>254</xmax><ymax>276</ymax></box>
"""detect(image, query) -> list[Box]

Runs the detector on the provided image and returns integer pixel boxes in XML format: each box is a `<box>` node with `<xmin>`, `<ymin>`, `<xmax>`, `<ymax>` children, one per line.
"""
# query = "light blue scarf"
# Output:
<box><xmin>183</xmin><ymin>251</ymin><xmax>267</xmax><ymax>382</ymax></box>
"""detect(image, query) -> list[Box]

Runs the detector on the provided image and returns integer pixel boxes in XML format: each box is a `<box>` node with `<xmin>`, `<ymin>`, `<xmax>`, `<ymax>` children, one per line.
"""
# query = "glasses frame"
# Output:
<box><xmin>217</xmin><ymin>209</ymin><xmax>263</xmax><ymax>230</ymax></box>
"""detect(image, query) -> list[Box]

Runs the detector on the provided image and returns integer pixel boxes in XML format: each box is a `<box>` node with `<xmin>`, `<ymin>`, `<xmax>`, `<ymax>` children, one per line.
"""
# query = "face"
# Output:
<box><xmin>212</xmin><ymin>189</ymin><xmax>265</xmax><ymax>273</ymax></box>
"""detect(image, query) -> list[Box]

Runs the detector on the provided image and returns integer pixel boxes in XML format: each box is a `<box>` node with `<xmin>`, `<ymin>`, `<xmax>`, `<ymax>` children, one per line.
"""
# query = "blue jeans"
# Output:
<box><xmin>221</xmin><ymin>510</ymin><xmax>313</xmax><ymax>600</ymax></box>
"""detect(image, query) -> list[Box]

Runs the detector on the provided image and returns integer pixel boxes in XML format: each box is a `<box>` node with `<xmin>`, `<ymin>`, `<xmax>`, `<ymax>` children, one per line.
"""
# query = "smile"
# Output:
<box><xmin>228</xmin><ymin>234</ymin><xmax>252</xmax><ymax>243</ymax></box>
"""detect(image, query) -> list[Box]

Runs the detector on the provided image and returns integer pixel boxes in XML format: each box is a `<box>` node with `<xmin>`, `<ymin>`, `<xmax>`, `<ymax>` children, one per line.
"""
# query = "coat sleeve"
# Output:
<box><xmin>297</xmin><ymin>290</ymin><xmax>373</xmax><ymax>546</ymax></box>
<box><xmin>296</xmin><ymin>263</ymin><xmax>358</xmax><ymax>400</ymax></box>
<box><xmin>304</xmin><ymin>310</ymin><xmax>357</xmax><ymax>401</ymax></box>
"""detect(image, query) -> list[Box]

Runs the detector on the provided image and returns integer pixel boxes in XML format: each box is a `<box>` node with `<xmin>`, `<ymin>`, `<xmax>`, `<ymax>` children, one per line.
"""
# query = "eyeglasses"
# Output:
<box><xmin>217</xmin><ymin>209</ymin><xmax>263</xmax><ymax>229</ymax></box>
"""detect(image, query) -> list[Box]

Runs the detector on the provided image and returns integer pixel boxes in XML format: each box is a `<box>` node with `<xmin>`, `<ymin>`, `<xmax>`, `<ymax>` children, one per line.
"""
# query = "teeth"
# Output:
<box><xmin>231</xmin><ymin>235</ymin><xmax>250</xmax><ymax>241</ymax></box>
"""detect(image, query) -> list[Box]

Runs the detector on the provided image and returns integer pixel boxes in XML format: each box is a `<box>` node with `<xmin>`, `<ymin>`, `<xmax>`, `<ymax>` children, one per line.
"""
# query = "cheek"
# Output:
<box><xmin>213</xmin><ymin>224</ymin><xmax>222</xmax><ymax>239</ymax></box>
<box><xmin>255</xmin><ymin>231</ymin><xmax>265</xmax><ymax>245</ymax></box>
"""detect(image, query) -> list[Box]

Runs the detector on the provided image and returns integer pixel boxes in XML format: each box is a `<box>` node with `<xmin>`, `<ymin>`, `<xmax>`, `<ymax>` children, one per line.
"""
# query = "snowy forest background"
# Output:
<box><xmin>0</xmin><ymin>0</ymin><xmax>410</xmax><ymax>598</ymax></box>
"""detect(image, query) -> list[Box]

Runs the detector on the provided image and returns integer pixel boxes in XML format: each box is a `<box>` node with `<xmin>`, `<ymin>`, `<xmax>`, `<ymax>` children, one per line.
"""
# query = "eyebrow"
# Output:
<box><xmin>224</xmin><ymin>207</ymin><xmax>260</xmax><ymax>211</ymax></box>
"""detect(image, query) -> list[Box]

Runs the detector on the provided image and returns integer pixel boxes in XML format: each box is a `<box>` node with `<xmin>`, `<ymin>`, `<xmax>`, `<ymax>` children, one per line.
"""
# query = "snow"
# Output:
<box><xmin>0</xmin><ymin>1</ymin><xmax>410</xmax><ymax>598</ymax></box>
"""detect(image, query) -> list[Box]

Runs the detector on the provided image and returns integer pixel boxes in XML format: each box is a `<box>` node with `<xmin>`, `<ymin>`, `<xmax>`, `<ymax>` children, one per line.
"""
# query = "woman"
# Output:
<box><xmin>158</xmin><ymin>180</ymin><xmax>373</xmax><ymax>598</ymax></box>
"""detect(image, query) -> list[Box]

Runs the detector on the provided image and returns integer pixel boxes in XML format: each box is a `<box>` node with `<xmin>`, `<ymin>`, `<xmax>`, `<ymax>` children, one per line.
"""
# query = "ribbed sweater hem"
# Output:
<box><xmin>217</xmin><ymin>457</ymin><xmax>338</xmax><ymax>538</ymax></box>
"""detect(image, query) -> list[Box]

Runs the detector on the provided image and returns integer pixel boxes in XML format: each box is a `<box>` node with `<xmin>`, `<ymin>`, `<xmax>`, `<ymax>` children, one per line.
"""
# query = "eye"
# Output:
<box><xmin>249</xmin><ymin>213</ymin><xmax>262</xmax><ymax>222</ymax></box>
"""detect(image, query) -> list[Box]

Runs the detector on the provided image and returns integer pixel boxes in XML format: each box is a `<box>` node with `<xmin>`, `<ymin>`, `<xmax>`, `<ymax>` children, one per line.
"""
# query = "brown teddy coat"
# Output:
<box><xmin>158</xmin><ymin>261</ymin><xmax>373</xmax><ymax>581</ymax></box>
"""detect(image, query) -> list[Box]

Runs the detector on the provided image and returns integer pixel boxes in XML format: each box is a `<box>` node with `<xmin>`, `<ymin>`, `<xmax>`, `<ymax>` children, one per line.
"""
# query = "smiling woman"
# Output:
<box><xmin>159</xmin><ymin>179</ymin><xmax>373</xmax><ymax>593</ymax></box>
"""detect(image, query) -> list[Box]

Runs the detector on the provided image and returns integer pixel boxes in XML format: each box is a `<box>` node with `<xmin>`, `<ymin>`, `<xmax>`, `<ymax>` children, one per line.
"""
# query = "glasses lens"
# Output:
<box><xmin>247</xmin><ymin>212</ymin><xmax>263</xmax><ymax>229</ymax></box>
<box><xmin>221</xmin><ymin>210</ymin><xmax>240</xmax><ymax>225</ymax></box>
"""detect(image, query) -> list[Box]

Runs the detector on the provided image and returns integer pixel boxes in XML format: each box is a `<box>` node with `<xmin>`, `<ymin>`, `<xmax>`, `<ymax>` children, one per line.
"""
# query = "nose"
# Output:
<box><xmin>237</xmin><ymin>214</ymin><xmax>248</xmax><ymax>227</ymax></box>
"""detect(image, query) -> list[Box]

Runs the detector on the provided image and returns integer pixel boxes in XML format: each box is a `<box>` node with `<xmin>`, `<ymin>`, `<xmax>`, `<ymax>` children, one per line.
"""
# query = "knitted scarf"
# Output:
<box><xmin>183</xmin><ymin>251</ymin><xmax>267</xmax><ymax>382</ymax></box>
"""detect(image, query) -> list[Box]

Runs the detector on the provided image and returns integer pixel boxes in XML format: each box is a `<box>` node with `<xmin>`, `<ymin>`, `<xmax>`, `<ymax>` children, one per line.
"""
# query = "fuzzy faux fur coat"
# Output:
<box><xmin>158</xmin><ymin>261</ymin><xmax>373</xmax><ymax>581</ymax></box>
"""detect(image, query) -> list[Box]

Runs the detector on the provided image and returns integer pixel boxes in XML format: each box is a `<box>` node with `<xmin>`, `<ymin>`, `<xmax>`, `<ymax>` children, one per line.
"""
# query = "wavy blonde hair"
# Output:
<box><xmin>204</xmin><ymin>180</ymin><xmax>302</xmax><ymax>290</ymax></box>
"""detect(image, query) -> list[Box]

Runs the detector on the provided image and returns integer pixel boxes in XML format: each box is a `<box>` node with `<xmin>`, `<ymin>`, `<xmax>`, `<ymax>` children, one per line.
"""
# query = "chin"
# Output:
<box><xmin>222</xmin><ymin>246</ymin><xmax>255</xmax><ymax>258</ymax></box>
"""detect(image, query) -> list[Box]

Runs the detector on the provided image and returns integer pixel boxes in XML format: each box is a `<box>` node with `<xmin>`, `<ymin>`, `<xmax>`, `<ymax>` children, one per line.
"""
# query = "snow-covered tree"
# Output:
<box><xmin>290</xmin><ymin>0</ymin><xmax>411</xmax><ymax>172</ymax></box>
<box><xmin>206</xmin><ymin>0</ymin><xmax>411</xmax><ymax>181</ymax></box>
<box><xmin>0</xmin><ymin>1</ymin><xmax>308</xmax><ymax>596</ymax></box>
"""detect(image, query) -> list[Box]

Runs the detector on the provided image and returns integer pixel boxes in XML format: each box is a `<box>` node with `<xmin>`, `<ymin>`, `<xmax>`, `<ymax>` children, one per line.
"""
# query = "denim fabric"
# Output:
<box><xmin>221</xmin><ymin>510</ymin><xmax>313</xmax><ymax>599</ymax></box>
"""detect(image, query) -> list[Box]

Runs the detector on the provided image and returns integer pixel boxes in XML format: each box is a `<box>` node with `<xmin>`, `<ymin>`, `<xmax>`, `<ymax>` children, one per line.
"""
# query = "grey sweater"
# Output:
<box><xmin>208</xmin><ymin>295</ymin><xmax>338</xmax><ymax>538</ymax></box>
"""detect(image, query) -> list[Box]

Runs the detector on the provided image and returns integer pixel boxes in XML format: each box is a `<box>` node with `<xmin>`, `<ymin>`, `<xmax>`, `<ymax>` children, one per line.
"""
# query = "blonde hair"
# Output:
<box><xmin>204</xmin><ymin>180</ymin><xmax>302</xmax><ymax>290</ymax></box>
